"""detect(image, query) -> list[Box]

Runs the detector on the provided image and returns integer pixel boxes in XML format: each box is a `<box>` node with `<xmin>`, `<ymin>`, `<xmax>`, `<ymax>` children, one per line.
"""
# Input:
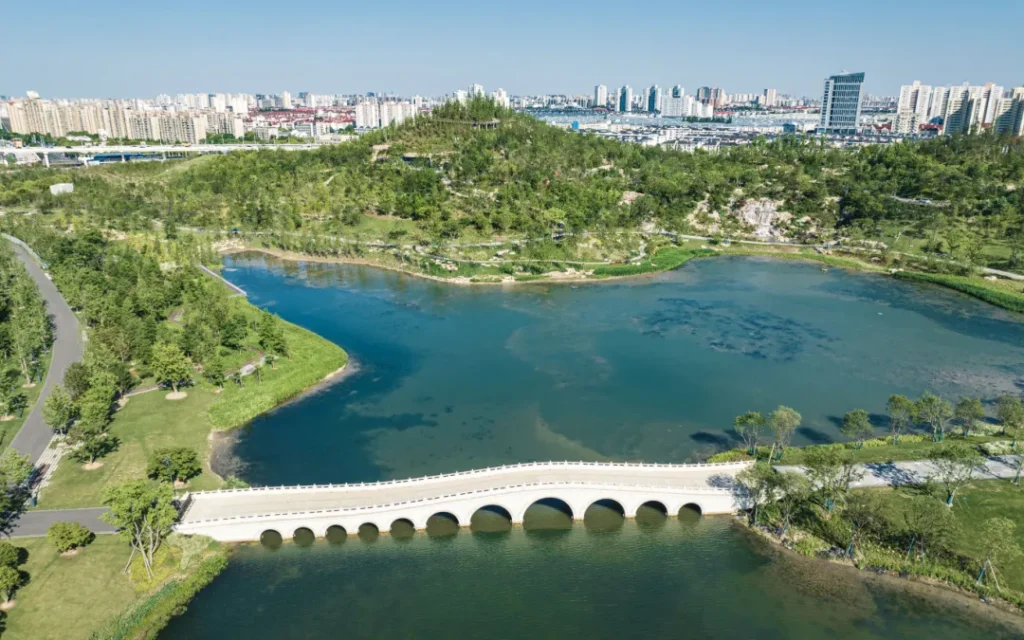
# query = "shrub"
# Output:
<box><xmin>892</xmin><ymin>434</ymin><xmax>928</xmax><ymax>444</ymax></box>
<box><xmin>707</xmin><ymin>449</ymin><xmax>753</xmax><ymax>463</ymax></box>
<box><xmin>857</xmin><ymin>438</ymin><xmax>891</xmax><ymax>449</ymax></box>
<box><xmin>146</xmin><ymin>447</ymin><xmax>202</xmax><ymax>483</ymax></box>
<box><xmin>794</xmin><ymin>534</ymin><xmax>828</xmax><ymax>558</ymax></box>
<box><xmin>979</xmin><ymin>440</ymin><xmax>1015</xmax><ymax>456</ymax></box>
<box><xmin>47</xmin><ymin>521</ymin><xmax>94</xmax><ymax>553</ymax></box>
<box><xmin>0</xmin><ymin>541</ymin><xmax>22</xmax><ymax>567</ymax></box>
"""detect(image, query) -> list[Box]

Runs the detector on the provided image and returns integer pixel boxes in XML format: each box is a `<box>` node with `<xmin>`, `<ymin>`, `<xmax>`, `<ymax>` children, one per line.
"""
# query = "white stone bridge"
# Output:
<box><xmin>175</xmin><ymin>461</ymin><xmax>751</xmax><ymax>542</ymax></box>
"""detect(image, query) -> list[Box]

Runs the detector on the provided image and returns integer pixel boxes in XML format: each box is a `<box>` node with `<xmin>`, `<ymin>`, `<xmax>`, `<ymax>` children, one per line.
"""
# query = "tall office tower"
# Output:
<box><xmin>927</xmin><ymin>86</ymin><xmax>951</xmax><ymax>122</ymax></box>
<box><xmin>671</xmin><ymin>85</ymin><xmax>684</xmax><ymax>98</ymax></box>
<box><xmin>492</xmin><ymin>88</ymin><xmax>510</xmax><ymax>108</ymax></box>
<box><xmin>647</xmin><ymin>85</ymin><xmax>662</xmax><ymax>112</ymax></box>
<box><xmin>281</xmin><ymin>91</ymin><xmax>293</xmax><ymax>109</ymax></box>
<box><xmin>594</xmin><ymin>85</ymin><xmax>608</xmax><ymax>108</ymax></box>
<box><xmin>696</xmin><ymin>87</ymin><xmax>711</xmax><ymax>102</ymax></box>
<box><xmin>978</xmin><ymin>83</ymin><xmax>1004</xmax><ymax>125</ymax></box>
<box><xmin>763</xmin><ymin>88</ymin><xmax>777</xmax><ymax>107</ymax></box>
<box><xmin>893</xmin><ymin>81</ymin><xmax>933</xmax><ymax>134</ymax></box>
<box><xmin>817</xmin><ymin>72</ymin><xmax>865</xmax><ymax>134</ymax></box>
<box><xmin>618</xmin><ymin>85</ymin><xmax>633</xmax><ymax>112</ymax></box>
<box><xmin>993</xmin><ymin>87</ymin><xmax>1024</xmax><ymax>136</ymax></box>
<box><xmin>942</xmin><ymin>84</ymin><xmax>974</xmax><ymax>134</ymax></box>
<box><xmin>469</xmin><ymin>84</ymin><xmax>484</xmax><ymax>97</ymax></box>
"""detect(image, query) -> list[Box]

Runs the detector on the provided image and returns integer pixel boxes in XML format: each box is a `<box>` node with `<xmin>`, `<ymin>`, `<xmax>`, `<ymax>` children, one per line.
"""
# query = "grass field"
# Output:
<box><xmin>3</xmin><ymin>535</ymin><xmax>137</xmax><ymax>640</ymax></box>
<box><xmin>37</xmin><ymin>316</ymin><xmax>346</xmax><ymax>509</ymax></box>
<box><xmin>868</xmin><ymin>480</ymin><xmax>1024</xmax><ymax>592</ymax></box>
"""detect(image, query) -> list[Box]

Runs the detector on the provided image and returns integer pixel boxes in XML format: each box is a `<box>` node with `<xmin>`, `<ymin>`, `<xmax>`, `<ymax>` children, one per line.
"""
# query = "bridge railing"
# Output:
<box><xmin>188</xmin><ymin>460</ymin><xmax>753</xmax><ymax>497</ymax></box>
<box><xmin>178</xmin><ymin>478</ymin><xmax>742</xmax><ymax>526</ymax></box>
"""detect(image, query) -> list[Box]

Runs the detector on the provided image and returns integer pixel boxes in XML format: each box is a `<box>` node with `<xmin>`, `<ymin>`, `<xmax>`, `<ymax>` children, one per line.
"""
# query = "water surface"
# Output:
<box><xmin>218</xmin><ymin>254</ymin><xmax>1024</xmax><ymax>485</ymax></box>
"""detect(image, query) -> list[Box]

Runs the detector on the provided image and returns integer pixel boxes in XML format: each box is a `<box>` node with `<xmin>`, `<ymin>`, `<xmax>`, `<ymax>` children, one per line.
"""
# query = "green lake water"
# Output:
<box><xmin>164</xmin><ymin>255</ymin><xmax>1024</xmax><ymax>639</ymax></box>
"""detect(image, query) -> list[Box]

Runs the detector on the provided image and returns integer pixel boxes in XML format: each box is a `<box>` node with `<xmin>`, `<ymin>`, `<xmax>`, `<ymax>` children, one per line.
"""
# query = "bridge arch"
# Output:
<box><xmin>679</xmin><ymin>503</ymin><xmax>703</xmax><ymax>522</ymax></box>
<box><xmin>584</xmin><ymin>498</ymin><xmax>625</xmax><ymax>532</ymax></box>
<box><xmin>470</xmin><ymin>505</ymin><xmax>513</xmax><ymax>533</ymax></box>
<box><xmin>390</xmin><ymin>518</ymin><xmax>415</xmax><ymax>540</ymax></box>
<box><xmin>326</xmin><ymin>525</ymin><xmax>347</xmax><ymax>544</ymax></box>
<box><xmin>426</xmin><ymin>512</ymin><xmax>460</xmax><ymax>537</ymax></box>
<box><xmin>293</xmin><ymin>527</ymin><xmax>315</xmax><ymax>546</ymax></box>
<box><xmin>358</xmin><ymin>522</ymin><xmax>380</xmax><ymax>542</ymax></box>
<box><xmin>260</xmin><ymin>529</ymin><xmax>283</xmax><ymax>549</ymax></box>
<box><xmin>523</xmin><ymin>497</ymin><xmax>574</xmax><ymax>530</ymax></box>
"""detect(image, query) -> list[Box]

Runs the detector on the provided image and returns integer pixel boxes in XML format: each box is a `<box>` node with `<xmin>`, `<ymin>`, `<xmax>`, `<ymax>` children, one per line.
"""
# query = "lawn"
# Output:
<box><xmin>868</xmin><ymin>480</ymin><xmax>1024</xmax><ymax>592</ymax></box>
<box><xmin>3</xmin><ymin>535</ymin><xmax>137</xmax><ymax>640</ymax></box>
<box><xmin>36</xmin><ymin>314</ymin><xmax>346</xmax><ymax>509</ymax></box>
<box><xmin>37</xmin><ymin>390</ymin><xmax>219</xmax><ymax>509</ymax></box>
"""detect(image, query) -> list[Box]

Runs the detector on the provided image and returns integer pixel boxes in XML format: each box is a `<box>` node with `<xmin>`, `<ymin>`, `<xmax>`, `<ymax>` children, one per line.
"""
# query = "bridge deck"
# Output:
<box><xmin>180</xmin><ymin>462</ymin><xmax>742</xmax><ymax>524</ymax></box>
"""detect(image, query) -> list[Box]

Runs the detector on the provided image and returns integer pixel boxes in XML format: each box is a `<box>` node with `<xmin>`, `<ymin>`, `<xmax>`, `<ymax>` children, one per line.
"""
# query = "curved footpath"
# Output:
<box><xmin>7</xmin><ymin>241</ymin><xmax>84</xmax><ymax>462</ymax></box>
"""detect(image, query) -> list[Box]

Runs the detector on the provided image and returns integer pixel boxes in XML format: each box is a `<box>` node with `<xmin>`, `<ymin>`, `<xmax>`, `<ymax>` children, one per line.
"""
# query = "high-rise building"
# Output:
<box><xmin>893</xmin><ymin>81</ymin><xmax>932</xmax><ymax>134</ymax></box>
<box><xmin>618</xmin><ymin>85</ymin><xmax>633</xmax><ymax>112</ymax></box>
<box><xmin>671</xmin><ymin>85</ymin><xmax>684</xmax><ymax>98</ymax></box>
<box><xmin>594</xmin><ymin>85</ymin><xmax>608</xmax><ymax>108</ymax></box>
<box><xmin>492</xmin><ymin>88</ymin><xmax>509</xmax><ymax>109</ymax></box>
<box><xmin>763</xmin><ymin>88</ymin><xmax>777</xmax><ymax>107</ymax></box>
<box><xmin>818</xmin><ymin>72</ymin><xmax>865</xmax><ymax>135</ymax></box>
<box><xmin>647</xmin><ymin>85</ymin><xmax>662</xmax><ymax>113</ymax></box>
<box><xmin>354</xmin><ymin>101</ymin><xmax>380</xmax><ymax>128</ymax></box>
<box><xmin>281</xmin><ymin>91</ymin><xmax>292</xmax><ymax>109</ymax></box>
<box><xmin>469</xmin><ymin>84</ymin><xmax>484</xmax><ymax>97</ymax></box>
<box><xmin>993</xmin><ymin>87</ymin><xmax>1024</xmax><ymax>136</ymax></box>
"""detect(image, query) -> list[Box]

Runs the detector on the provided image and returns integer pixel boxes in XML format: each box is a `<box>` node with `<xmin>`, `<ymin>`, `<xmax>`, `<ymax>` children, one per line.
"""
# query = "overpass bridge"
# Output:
<box><xmin>175</xmin><ymin>460</ymin><xmax>751</xmax><ymax>542</ymax></box>
<box><xmin>3</xmin><ymin>142</ymin><xmax>326</xmax><ymax>166</ymax></box>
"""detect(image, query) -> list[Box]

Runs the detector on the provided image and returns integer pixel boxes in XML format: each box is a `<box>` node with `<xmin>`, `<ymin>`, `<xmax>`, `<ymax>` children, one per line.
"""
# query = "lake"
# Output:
<box><xmin>167</xmin><ymin>254</ymin><xmax>1024</xmax><ymax>639</ymax></box>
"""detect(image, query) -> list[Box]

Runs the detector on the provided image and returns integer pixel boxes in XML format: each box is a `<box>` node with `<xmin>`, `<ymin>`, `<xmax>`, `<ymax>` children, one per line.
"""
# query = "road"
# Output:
<box><xmin>7</xmin><ymin>508</ymin><xmax>114</xmax><ymax>538</ymax></box>
<box><xmin>7</xmin><ymin>241</ymin><xmax>84</xmax><ymax>463</ymax></box>
<box><xmin>777</xmin><ymin>455</ymin><xmax>1022</xmax><ymax>488</ymax></box>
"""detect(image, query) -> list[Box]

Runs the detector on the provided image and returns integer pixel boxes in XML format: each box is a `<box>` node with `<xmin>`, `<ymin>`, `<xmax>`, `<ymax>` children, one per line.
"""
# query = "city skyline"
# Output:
<box><xmin>6</xmin><ymin>0</ymin><xmax>1023</xmax><ymax>98</ymax></box>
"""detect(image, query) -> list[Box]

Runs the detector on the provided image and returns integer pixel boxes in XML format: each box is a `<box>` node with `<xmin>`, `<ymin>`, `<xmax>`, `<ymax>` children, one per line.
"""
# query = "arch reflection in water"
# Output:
<box><xmin>358</xmin><ymin>523</ymin><xmax>380</xmax><ymax>543</ymax></box>
<box><xmin>583</xmin><ymin>499</ymin><xmax>625</xmax><ymax>533</ymax></box>
<box><xmin>426</xmin><ymin>512</ymin><xmax>460</xmax><ymax>537</ymax></box>
<box><xmin>470</xmin><ymin>505</ymin><xmax>513</xmax><ymax>534</ymax></box>
<box><xmin>523</xmin><ymin>497</ymin><xmax>574</xmax><ymax>531</ymax></box>
<box><xmin>679</xmin><ymin>503</ymin><xmax>703</xmax><ymax>524</ymax></box>
<box><xmin>293</xmin><ymin>527</ymin><xmax>315</xmax><ymax>547</ymax></box>
<box><xmin>260</xmin><ymin>529</ymin><xmax>283</xmax><ymax>550</ymax></box>
<box><xmin>390</xmin><ymin>518</ymin><xmax>415</xmax><ymax>540</ymax></box>
<box><xmin>636</xmin><ymin>501</ymin><xmax>668</xmax><ymax>530</ymax></box>
<box><xmin>326</xmin><ymin>525</ymin><xmax>347</xmax><ymax>544</ymax></box>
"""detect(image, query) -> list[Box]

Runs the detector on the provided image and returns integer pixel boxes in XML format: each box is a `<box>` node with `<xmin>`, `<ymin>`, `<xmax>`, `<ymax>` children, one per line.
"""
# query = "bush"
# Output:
<box><xmin>146</xmin><ymin>447</ymin><xmax>202</xmax><ymax>483</ymax></box>
<box><xmin>707</xmin><ymin>449</ymin><xmax>753</xmax><ymax>463</ymax></box>
<box><xmin>47</xmin><ymin>521</ymin><xmax>94</xmax><ymax>553</ymax></box>
<box><xmin>0</xmin><ymin>541</ymin><xmax>22</xmax><ymax>567</ymax></box>
<box><xmin>857</xmin><ymin>438</ymin><xmax>890</xmax><ymax>449</ymax></box>
<box><xmin>979</xmin><ymin>440</ymin><xmax>1015</xmax><ymax>456</ymax></box>
<box><xmin>794</xmin><ymin>534</ymin><xmax>828</xmax><ymax>558</ymax></box>
<box><xmin>892</xmin><ymin>434</ymin><xmax>928</xmax><ymax>444</ymax></box>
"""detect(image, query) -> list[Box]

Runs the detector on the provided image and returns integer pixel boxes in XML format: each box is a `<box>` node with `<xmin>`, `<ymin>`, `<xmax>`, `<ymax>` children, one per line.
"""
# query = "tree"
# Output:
<box><xmin>0</xmin><ymin>565</ymin><xmax>23</xmax><ymax>605</ymax></box>
<box><xmin>67</xmin><ymin>421</ymin><xmax>117</xmax><ymax>465</ymax></box>
<box><xmin>257</xmin><ymin>311</ymin><xmax>287</xmax><ymax>357</ymax></box>
<box><xmin>927</xmin><ymin>443</ymin><xmax>984</xmax><ymax>507</ymax></box>
<box><xmin>844</xmin><ymin>493</ymin><xmax>884</xmax><ymax>557</ymax></box>
<box><xmin>803</xmin><ymin>447</ymin><xmax>863</xmax><ymax>514</ymax></box>
<box><xmin>915</xmin><ymin>392</ymin><xmax>953</xmax><ymax>442</ymax></box>
<box><xmin>220</xmin><ymin>313</ymin><xmax>248</xmax><ymax>349</ymax></box>
<box><xmin>0</xmin><ymin>541</ymin><xmax>22</xmax><ymax>568</ymax></box>
<box><xmin>204</xmin><ymin>354</ymin><xmax>226</xmax><ymax>390</ymax></box>
<box><xmin>996</xmin><ymin>395</ymin><xmax>1024</xmax><ymax>442</ymax></box>
<box><xmin>232</xmin><ymin>371</ymin><xmax>243</xmax><ymax>388</ymax></box>
<box><xmin>887</xmin><ymin>394</ymin><xmax>915</xmax><ymax>445</ymax></box>
<box><xmin>63</xmin><ymin>361</ymin><xmax>91</xmax><ymax>401</ymax></box>
<box><xmin>47</xmin><ymin>521</ymin><xmax>93</xmax><ymax>553</ymax></box>
<box><xmin>841</xmin><ymin>409</ymin><xmax>873</xmax><ymax>449</ymax></box>
<box><xmin>42</xmin><ymin>386</ymin><xmax>76</xmax><ymax>434</ymax></box>
<box><xmin>146</xmin><ymin>447</ymin><xmax>202</xmax><ymax>484</ymax></box>
<box><xmin>977</xmin><ymin>517</ymin><xmax>1021</xmax><ymax>592</ymax></box>
<box><xmin>954</xmin><ymin>397</ymin><xmax>984</xmax><ymax>437</ymax></box>
<box><xmin>733</xmin><ymin>411</ymin><xmax>765</xmax><ymax>456</ymax></box>
<box><xmin>150</xmin><ymin>342</ymin><xmax>193</xmax><ymax>394</ymax></box>
<box><xmin>768</xmin><ymin>406</ymin><xmax>801</xmax><ymax>461</ymax></box>
<box><xmin>265</xmin><ymin>354</ymin><xmax>277</xmax><ymax>370</ymax></box>
<box><xmin>735</xmin><ymin>462</ymin><xmax>775</xmax><ymax>525</ymax></box>
<box><xmin>76</xmin><ymin>382</ymin><xmax>115</xmax><ymax>433</ymax></box>
<box><xmin>773</xmin><ymin>471</ymin><xmax>810</xmax><ymax>536</ymax></box>
<box><xmin>101</xmin><ymin>480</ymin><xmax>178</xmax><ymax>579</ymax></box>
<box><xmin>900</xmin><ymin>499</ymin><xmax>959</xmax><ymax>561</ymax></box>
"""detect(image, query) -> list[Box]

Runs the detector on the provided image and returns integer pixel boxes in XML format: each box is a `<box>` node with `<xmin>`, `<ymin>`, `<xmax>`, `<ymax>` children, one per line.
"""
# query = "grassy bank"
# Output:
<box><xmin>894</xmin><ymin>271</ymin><xmax>1024</xmax><ymax>313</ymax></box>
<box><xmin>37</xmin><ymin>317</ymin><xmax>346</xmax><ymax>509</ymax></box>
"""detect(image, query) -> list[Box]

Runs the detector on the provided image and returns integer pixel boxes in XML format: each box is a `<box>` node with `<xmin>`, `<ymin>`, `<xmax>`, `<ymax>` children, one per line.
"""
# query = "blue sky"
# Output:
<box><xmin>5</xmin><ymin>0</ymin><xmax>1022</xmax><ymax>99</ymax></box>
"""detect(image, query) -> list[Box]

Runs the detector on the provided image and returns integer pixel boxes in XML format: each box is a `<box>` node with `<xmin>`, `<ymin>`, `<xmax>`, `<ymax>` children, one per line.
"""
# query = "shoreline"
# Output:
<box><xmin>744</xmin><ymin>520</ymin><xmax>1024</xmax><ymax>624</ymax></box>
<box><xmin>222</xmin><ymin>244</ymin><xmax>1024</xmax><ymax>313</ymax></box>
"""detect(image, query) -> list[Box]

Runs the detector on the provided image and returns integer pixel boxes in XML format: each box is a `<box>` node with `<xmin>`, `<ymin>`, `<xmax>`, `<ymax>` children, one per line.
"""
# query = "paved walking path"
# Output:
<box><xmin>7</xmin><ymin>508</ymin><xmax>114</xmax><ymax>538</ymax></box>
<box><xmin>777</xmin><ymin>455</ymin><xmax>1022</xmax><ymax>488</ymax></box>
<box><xmin>6</xmin><ymin>239</ymin><xmax>84</xmax><ymax>464</ymax></box>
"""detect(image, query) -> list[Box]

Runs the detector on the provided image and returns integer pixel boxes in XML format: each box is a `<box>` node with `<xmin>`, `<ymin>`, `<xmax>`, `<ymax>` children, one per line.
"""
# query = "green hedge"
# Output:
<box><xmin>894</xmin><ymin>271</ymin><xmax>1024</xmax><ymax>313</ymax></box>
<box><xmin>92</xmin><ymin>551</ymin><xmax>228</xmax><ymax>640</ymax></box>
